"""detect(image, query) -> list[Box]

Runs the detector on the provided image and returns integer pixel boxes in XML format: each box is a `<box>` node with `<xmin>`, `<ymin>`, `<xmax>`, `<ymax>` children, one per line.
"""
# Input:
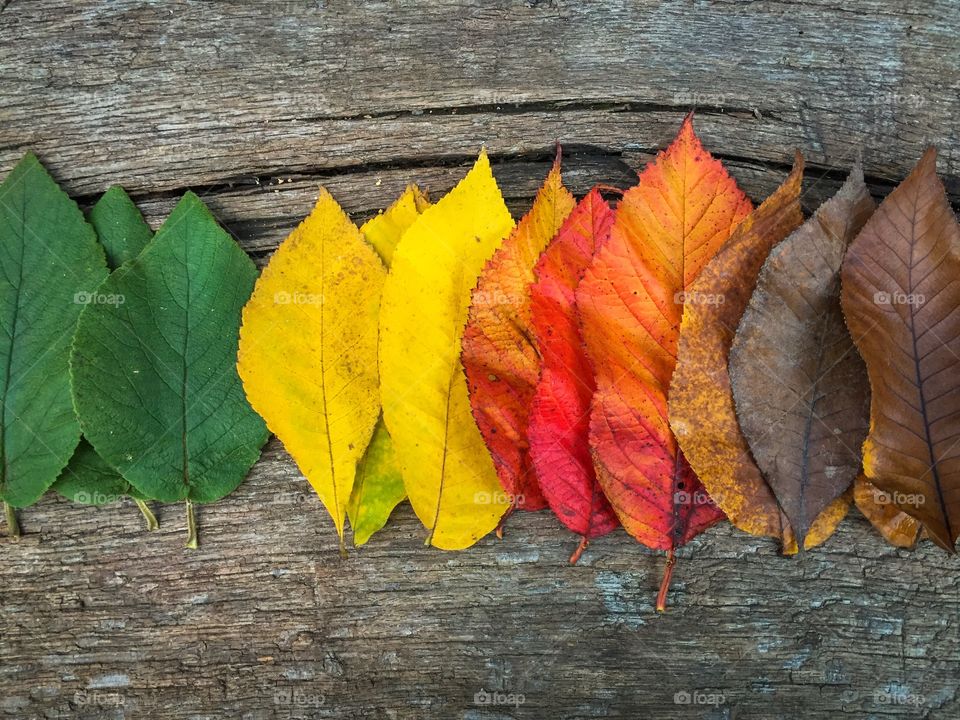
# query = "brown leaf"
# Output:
<box><xmin>854</xmin><ymin>476</ymin><xmax>923</xmax><ymax>548</ymax></box>
<box><xmin>729</xmin><ymin>166</ymin><xmax>875</xmax><ymax>548</ymax></box>
<box><xmin>840</xmin><ymin>147</ymin><xmax>960</xmax><ymax>551</ymax></box>
<box><xmin>668</xmin><ymin>154</ymin><xmax>808</xmax><ymax>552</ymax></box>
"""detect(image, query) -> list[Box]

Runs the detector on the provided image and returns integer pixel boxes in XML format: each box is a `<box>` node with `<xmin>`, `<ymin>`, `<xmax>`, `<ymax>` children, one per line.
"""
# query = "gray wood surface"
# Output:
<box><xmin>1</xmin><ymin>1</ymin><xmax>959</xmax><ymax>718</ymax></box>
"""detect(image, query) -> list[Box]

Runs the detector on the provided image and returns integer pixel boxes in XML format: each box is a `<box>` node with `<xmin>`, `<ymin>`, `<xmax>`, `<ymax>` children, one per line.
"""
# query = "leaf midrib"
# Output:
<box><xmin>905</xmin><ymin>188</ymin><xmax>953</xmax><ymax>543</ymax></box>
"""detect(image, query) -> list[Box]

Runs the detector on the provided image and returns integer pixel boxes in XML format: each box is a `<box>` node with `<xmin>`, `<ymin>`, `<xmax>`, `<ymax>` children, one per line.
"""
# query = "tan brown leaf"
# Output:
<box><xmin>728</xmin><ymin>166</ymin><xmax>875</xmax><ymax>548</ymax></box>
<box><xmin>669</xmin><ymin>154</ymin><xmax>843</xmax><ymax>553</ymax></box>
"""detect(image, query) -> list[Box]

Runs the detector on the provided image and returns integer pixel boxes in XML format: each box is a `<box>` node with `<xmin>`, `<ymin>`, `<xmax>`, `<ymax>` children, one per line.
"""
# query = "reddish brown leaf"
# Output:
<box><xmin>841</xmin><ymin>148</ymin><xmax>960</xmax><ymax>551</ymax></box>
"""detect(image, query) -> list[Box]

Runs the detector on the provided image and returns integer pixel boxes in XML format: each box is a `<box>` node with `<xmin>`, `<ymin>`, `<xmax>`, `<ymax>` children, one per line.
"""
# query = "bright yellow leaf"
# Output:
<box><xmin>348</xmin><ymin>185</ymin><xmax>430</xmax><ymax>546</ymax></box>
<box><xmin>380</xmin><ymin>150</ymin><xmax>515</xmax><ymax>549</ymax></box>
<box><xmin>360</xmin><ymin>184</ymin><xmax>430</xmax><ymax>265</ymax></box>
<box><xmin>237</xmin><ymin>189</ymin><xmax>385</xmax><ymax>551</ymax></box>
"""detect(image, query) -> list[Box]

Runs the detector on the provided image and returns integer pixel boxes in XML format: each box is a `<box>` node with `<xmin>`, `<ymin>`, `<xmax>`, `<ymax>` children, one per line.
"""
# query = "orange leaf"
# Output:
<box><xmin>576</xmin><ymin>115</ymin><xmax>751</xmax><ymax>608</ymax></box>
<box><xmin>462</xmin><ymin>156</ymin><xmax>576</xmax><ymax>511</ymax></box>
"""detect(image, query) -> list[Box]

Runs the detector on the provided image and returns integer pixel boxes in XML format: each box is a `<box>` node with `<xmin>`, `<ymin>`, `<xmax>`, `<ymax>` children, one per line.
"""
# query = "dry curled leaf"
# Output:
<box><xmin>841</xmin><ymin>148</ymin><xmax>960</xmax><ymax>551</ymax></box>
<box><xmin>728</xmin><ymin>165</ymin><xmax>875</xmax><ymax>548</ymax></box>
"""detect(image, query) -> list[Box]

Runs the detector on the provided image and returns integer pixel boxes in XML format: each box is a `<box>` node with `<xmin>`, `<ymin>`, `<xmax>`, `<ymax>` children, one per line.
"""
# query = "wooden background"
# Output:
<box><xmin>2</xmin><ymin>1</ymin><xmax>959</xmax><ymax>718</ymax></box>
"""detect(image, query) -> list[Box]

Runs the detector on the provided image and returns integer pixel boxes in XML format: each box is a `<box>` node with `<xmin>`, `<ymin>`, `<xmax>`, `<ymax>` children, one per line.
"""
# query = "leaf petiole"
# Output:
<box><xmin>656</xmin><ymin>549</ymin><xmax>676</xmax><ymax>613</ymax></box>
<box><xmin>4</xmin><ymin>502</ymin><xmax>20</xmax><ymax>539</ymax></box>
<box><xmin>569</xmin><ymin>536</ymin><xmax>589</xmax><ymax>564</ymax></box>
<box><xmin>133</xmin><ymin>498</ymin><xmax>159</xmax><ymax>531</ymax></box>
<box><xmin>185</xmin><ymin>499</ymin><xmax>198</xmax><ymax>549</ymax></box>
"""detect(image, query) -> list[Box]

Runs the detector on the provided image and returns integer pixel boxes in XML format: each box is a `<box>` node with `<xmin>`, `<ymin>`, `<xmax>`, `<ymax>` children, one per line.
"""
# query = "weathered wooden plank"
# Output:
<box><xmin>1</xmin><ymin>441</ymin><xmax>958</xmax><ymax>719</ymax></box>
<box><xmin>1</xmin><ymin>1</ymin><xmax>959</xmax><ymax>718</ymax></box>
<box><xmin>1</xmin><ymin>0</ymin><xmax>958</xmax><ymax>198</ymax></box>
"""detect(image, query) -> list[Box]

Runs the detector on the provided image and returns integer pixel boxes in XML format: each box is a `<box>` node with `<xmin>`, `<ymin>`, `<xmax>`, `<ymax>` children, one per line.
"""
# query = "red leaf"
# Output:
<box><xmin>528</xmin><ymin>188</ymin><xmax>620</xmax><ymax>557</ymax></box>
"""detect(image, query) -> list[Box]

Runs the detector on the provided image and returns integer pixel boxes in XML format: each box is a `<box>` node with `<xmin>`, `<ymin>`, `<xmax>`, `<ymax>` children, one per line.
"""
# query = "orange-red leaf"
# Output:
<box><xmin>576</xmin><ymin>115</ymin><xmax>751</xmax><ymax>605</ymax></box>
<box><xmin>528</xmin><ymin>188</ymin><xmax>620</xmax><ymax>548</ymax></box>
<box><xmin>462</xmin><ymin>158</ymin><xmax>575</xmax><ymax>510</ymax></box>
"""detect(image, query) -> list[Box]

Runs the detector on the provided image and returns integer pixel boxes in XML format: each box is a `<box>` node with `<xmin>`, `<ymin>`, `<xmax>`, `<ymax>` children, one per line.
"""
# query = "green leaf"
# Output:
<box><xmin>55</xmin><ymin>188</ymin><xmax>156</xmax><ymax>507</ymax></box>
<box><xmin>70</xmin><ymin>192</ymin><xmax>268</xmax><ymax>521</ymax></box>
<box><xmin>53</xmin><ymin>438</ymin><xmax>143</xmax><ymax>504</ymax></box>
<box><xmin>0</xmin><ymin>153</ymin><xmax>108</xmax><ymax>508</ymax></box>
<box><xmin>88</xmin><ymin>186</ymin><xmax>153</xmax><ymax>270</ymax></box>
<box><xmin>348</xmin><ymin>420</ymin><xmax>407</xmax><ymax>546</ymax></box>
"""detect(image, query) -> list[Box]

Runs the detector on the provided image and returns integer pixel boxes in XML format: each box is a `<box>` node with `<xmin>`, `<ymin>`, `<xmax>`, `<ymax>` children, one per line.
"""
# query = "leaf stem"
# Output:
<box><xmin>185</xmin><ymin>499</ymin><xmax>198</xmax><ymax>549</ymax></box>
<box><xmin>133</xmin><ymin>498</ymin><xmax>159</xmax><ymax>531</ymax></box>
<box><xmin>569</xmin><ymin>536</ymin><xmax>589</xmax><ymax>564</ymax></box>
<box><xmin>656</xmin><ymin>549</ymin><xmax>676</xmax><ymax>613</ymax></box>
<box><xmin>4</xmin><ymin>502</ymin><xmax>20</xmax><ymax>539</ymax></box>
<box><xmin>338</xmin><ymin>534</ymin><xmax>348</xmax><ymax>559</ymax></box>
<box><xmin>495</xmin><ymin>498</ymin><xmax>517</xmax><ymax>540</ymax></box>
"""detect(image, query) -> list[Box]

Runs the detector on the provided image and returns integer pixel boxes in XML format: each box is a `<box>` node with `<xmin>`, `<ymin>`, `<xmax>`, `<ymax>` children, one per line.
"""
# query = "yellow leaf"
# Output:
<box><xmin>238</xmin><ymin>189</ymin><xmax>385</xmax><ymax>550</ymax></box>
<box><xmin>348</xmin><ymin>185</ymin><xmax>430</xmax><ymax>546</ymax></box>
<box><xmin>380</xmin><ymin>151</ymin><xmax>515</xmax><ymax>549</ymax></box>
<box><xmin>360</xmin><ymin>184</ymin><xmax>430</xmax><ymax>265</ymax></box>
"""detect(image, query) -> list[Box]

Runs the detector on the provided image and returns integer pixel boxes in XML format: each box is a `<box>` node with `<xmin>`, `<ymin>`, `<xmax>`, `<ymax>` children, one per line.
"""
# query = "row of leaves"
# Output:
<box><xmin>1</xmin><ymin>114</ymin><xmax>955</xmax><ymax>609</ymax></box>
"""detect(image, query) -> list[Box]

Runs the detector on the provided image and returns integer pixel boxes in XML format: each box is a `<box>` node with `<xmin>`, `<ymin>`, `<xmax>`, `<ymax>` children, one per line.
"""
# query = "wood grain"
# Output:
<box><xmin>1</xmin><ymin>1</ymin><xmax>959</xmax><ymax>718</ymax></box>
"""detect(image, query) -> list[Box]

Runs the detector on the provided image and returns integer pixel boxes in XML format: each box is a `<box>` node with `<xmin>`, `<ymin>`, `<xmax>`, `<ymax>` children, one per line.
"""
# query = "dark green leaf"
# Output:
<box><xmin>70</xmin><ymin>192</ymin><xmax>268</xmax><ymax>506</ymax></box>
<box><xmin>88</xmin><ymin>186</ymin><xmax>153</xmax><ymax>270</ymax></box>
<box><xmin>0</xmin><ymin>153</ymin><xmax>108</xmax><ymax>507</ymax></box>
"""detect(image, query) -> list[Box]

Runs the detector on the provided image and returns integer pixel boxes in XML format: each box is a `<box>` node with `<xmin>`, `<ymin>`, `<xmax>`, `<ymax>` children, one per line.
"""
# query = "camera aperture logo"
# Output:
<box><xmin>474</xmin><ymin>688</ymin><xmax>525</xmax><ymax>708</ymax></box>
<box><xmin>674</xmin><ymin>689</ymin><xmax>726</xmax><ymax>706</ymax></box>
